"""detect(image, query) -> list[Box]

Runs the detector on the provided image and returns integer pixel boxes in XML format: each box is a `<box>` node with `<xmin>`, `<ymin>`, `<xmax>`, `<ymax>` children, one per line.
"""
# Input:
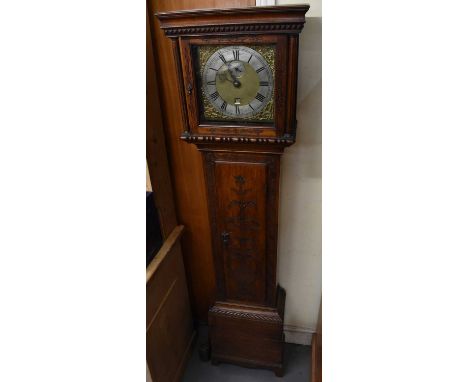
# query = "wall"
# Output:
<box><xmin>146</xmin><ymin>162</ymin><xmax>152</xmax><ymax>192</ymax></box>
<box><xmin>277</xmin><ymin>0</ymin><xmax>322</xmax><ymax>344</ymax></box>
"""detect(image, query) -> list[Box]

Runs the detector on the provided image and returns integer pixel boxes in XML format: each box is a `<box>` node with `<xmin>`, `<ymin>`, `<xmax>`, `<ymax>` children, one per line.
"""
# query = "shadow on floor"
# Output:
<box><xmin>182</xmin><ymin>330</ymin><xmax>311</xmax><ymax>382</ymax></box>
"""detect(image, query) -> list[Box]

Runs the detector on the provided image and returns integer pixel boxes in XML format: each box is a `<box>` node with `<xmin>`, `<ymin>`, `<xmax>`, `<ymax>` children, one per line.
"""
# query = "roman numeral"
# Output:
<box><xmin>221</xmin><ymin>101</ymin><xmax>227</xmax><ymax>111</ymax></box>
<box><xmin>249</xmin><ymin>104</ymin><xmax>255</xmax><ymax>110</ymax></box>
<box><xmin>235</xmin><ymin>105</ymin><xmax>240</xmax><ymax>114</ymax></box>
<box><xmin>233</xmin><ymin>50</ymin><xmax>240</xmax><ymax>60</ymax></box>
<box><xmin>210</xmin><ymin>91</ymin><xmax>219</xmax><ymax>101</ymax></box>
<box><xmin>256</xmin><ymin>66</ymin><xmax>265</xmax><ymax>73</ymax></box>
<box><xmin>219</xmin><ymin>53</ymin><xmax>227</xmax><ymax>64</ymax></box>
<box><xmin>207</xmin><ymin>80</ymin><xmax>216</xmax><ymax>85</ymax></box>
<box><xmin>255</xmin><ymin>93</ymin><xmax>266</xmax><ymax>102</ymax></box>
<box><xmin>259</xmin><ymin>81</ymin><xmax>269</xmax><ymax>86</ymax></box>
<box><xmin>248</xmin><ymin>54</ymin><xmax>253</xmax><ymax>63</ymax></box>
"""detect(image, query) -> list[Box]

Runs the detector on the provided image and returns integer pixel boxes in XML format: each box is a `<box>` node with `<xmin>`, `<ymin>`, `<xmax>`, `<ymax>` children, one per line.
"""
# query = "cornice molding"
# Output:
<box><xmin>156</xmin><ymin>5</ymin><xmax>309</xmax><ymax>38</ymax></box>
<box><xmin>157</xmin><ymin>5</ymin><xmax>309</xmax><ymax>19</ymax></box>
<box><xmin>162</xmin><ymin>22</ymin><xmax>305</xmax><ymax>37</ymax></box>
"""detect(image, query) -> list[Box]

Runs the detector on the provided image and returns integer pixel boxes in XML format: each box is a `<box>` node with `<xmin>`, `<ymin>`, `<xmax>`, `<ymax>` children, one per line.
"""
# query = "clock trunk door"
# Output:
<box><xmin>205</xmin><ymin>152</ymin><xmax>280</xmax><ymax>307</ymax></box>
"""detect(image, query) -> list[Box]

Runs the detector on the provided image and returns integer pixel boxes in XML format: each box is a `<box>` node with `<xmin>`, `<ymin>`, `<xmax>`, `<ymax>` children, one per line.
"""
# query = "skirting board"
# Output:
<box><xmin>284</xmin><ymin>325</ymin><xmax>315</xmax><ymax>345</ymax></box>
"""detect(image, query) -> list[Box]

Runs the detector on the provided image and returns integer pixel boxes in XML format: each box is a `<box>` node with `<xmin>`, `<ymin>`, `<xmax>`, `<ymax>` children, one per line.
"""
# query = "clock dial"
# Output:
<box><xmin>201</xmin><ymin>46</ymin><xmax>274</xmax><ymax>119</ymax></box>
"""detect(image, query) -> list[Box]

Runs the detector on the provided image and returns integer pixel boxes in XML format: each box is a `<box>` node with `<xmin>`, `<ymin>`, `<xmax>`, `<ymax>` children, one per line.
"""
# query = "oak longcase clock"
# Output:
<box><xmin>157</xmin><ymin>5</ymin><xmax>309</xmax><ymax>376</ymax></box>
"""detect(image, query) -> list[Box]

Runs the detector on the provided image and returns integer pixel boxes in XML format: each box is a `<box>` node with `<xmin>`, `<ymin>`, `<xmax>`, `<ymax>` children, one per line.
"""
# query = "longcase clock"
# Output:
<box><xmin>157</xmin><ymin>5</ymin><xmax>309</xmax><ymax>377</ymax></box>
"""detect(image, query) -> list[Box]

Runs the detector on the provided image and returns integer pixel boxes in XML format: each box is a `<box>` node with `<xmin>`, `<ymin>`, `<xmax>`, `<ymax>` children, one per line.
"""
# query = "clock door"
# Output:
<box><xmin>204</xmin><ymin>151</ymin><xmax>280</xmax><ymax>307</ymax></box>
<box><xmin>216</xmin><ymin>162</ymin><xmax>267</xmax><ymax>305</ymax></box>
<box><xmin>179</xmin><ymin>35</ymin><xmax>289</xmax><ymax>138</ymax></box>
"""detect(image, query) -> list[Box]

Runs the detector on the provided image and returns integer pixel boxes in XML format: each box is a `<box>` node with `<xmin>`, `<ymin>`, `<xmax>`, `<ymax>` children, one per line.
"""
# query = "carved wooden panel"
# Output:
<box><xmin>216</xmin><ymin>163</ymin><xmax>266</xmax><ymax>304</ymax></box>
<box><xmin>204</xmin><ymin>151</ymin><xmax>280</xmax><ymax>307</ymax></box>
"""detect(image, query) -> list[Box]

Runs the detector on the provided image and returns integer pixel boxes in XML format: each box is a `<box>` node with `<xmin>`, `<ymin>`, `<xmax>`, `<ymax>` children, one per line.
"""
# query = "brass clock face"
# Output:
<box><xmin>196</xmin><ymin>45</ymin><xmax>275</xmax><ymax>123</ymax></box>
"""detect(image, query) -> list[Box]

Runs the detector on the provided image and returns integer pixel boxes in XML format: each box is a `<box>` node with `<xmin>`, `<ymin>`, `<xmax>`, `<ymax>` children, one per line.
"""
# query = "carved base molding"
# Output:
<box><xmin>210</xmin><ymin>305</ymin><xmax>282</xmax><ymax>323</ymax></box>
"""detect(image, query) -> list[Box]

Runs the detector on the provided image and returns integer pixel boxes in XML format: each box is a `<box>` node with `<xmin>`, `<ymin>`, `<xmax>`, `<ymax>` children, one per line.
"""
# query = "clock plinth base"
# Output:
<box><xmin>208</xmin><ymin>286</ymin><xmax>286</xmax><ymax>376</ymax></box>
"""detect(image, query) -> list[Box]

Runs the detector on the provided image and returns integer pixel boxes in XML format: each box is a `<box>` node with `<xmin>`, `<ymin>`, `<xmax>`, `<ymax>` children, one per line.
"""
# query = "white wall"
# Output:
<box><xmin>276</xmin><ymin>0</ymin><xmax>322</xmax><ymax>344</ymax></box>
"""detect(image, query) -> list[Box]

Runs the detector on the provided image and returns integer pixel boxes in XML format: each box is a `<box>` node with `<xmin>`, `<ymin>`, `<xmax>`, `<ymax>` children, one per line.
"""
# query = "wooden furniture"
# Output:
<box><xmin>147</xmin><ymin>0</ymin><xmax>257</xmax><ymax>324</ymax></box>
<box><xmin>146</xmin><ymin>226</ymin><xmax>195</xmax><ymax>382</ymax></box>
<box><xmin>311</xmin><ymin>300</ymin><xmax>322</xmax><ymax>382</ymax></box>
<box><xmin>146</xmin><ymin>8</ymin><xmax>195</xmax><ymax>380</ymax></box>
<box><xmin>157</xmin><ymin>5</ymin><xmax>308</xmax><ymax>376</ymax></box>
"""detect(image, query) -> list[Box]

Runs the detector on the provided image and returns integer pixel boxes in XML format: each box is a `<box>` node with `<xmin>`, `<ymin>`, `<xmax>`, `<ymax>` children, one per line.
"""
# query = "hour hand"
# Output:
<box><xmin>217</xmin><ymin>70</ymin><xmax>233</xmax><ymax>82</ymax></box>
<box><xmin>218</xmin><ymin>67</ymin><xmax>241</xmax><ymax>88</ymax></box>
<box><xmin>226</xmin><ymin>64</ymin><xmax>241</xmax><ymax>88</ymax></box>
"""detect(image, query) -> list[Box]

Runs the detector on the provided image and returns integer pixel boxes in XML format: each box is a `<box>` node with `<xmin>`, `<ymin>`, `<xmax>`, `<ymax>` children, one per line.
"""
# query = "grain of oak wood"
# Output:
<box><xmin>147</xmin><ymin>0</ymin><xmax>255</xmax><ymax>323</ymax></box>
<box><xmin>311</xmin><ymin>300</ymin><xmax>322</xmax><ymax>382</ymax></box>
<box><xmin>147</xmin><ymin>9</ymin><xmax>195</xmax><ymax>379</ymax></box>
<box><xmin>146</xmin><ymin>225</ymin><xmax>195</xmax><ymax>382</ymax></box>
<box><xmin>146</xmin><ymin>7</ymin><xmax>177</xmax><ymax>239</ymax></box>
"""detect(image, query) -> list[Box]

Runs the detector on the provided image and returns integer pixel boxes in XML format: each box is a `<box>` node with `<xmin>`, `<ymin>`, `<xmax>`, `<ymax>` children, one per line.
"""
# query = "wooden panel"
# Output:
<box><xmin>146</xmin><ymin>226</ymin><xmax>195</xmax><ymax>382</ymax></box>
<box><xmin>146</xmin><ymin>7</ymin><xmax>177</xmax><ymax>239</ymax></box>
<box><xmin>208</xmin><ymin>287</ymin><xmax>286</xmax><ymax>376</ymax></box>
<box><xmin>286</xmin><ymin>35</ymin><xmax>299</xmax><ymax>136</ymax></box>
<box><xmin>215</xmin><ymin>161</ymin><xmax>267</xmax><ymax>304</ymax></box>
<box><xmin>311</xmin><ymin>299</ymin><xmax>322</xmax><ymax>382</ymax></box>
<box><xmin>204</xmin><ymin>151</ymin><xmax>280</xmax><ymax>307</ymax></box>
<box><xmin>212</xmin><ymin>330</ymin><xmax>282</xmax><ymax>367</ymax></box>
<box><xmin>147</xmin><ymin>0</ymin><xmax>255</xmax><ymax>322</ymax></box>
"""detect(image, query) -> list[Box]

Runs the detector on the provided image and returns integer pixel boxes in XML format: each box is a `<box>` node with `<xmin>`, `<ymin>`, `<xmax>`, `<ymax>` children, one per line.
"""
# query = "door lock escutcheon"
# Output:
<box><xmin>221</xmin><ymin>231</ymin><xmax>230</xmax><ymax>246</ymax></box>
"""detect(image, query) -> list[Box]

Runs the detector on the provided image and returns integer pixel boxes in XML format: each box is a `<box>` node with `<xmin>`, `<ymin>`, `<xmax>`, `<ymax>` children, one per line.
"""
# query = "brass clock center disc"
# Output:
<box><xmin>216</xmin><ymin>61</ymin><xmax>260</xmax><ymax>106</ymax></box>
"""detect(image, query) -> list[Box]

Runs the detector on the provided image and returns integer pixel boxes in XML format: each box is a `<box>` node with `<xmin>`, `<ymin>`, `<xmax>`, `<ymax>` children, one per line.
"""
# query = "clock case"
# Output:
<box><xmin>157</xmin><ymin>5</ymin><xmax>309</xmax><ymax>376</ymax></box>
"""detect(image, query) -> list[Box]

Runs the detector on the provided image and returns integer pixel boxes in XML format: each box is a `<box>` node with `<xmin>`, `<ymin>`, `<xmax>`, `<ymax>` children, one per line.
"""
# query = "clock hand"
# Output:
<box><xmin>217</xmin><ymin>74</ymin><xmax>238</xmax><ymax>87</ymax></box>
<box><xmin>220</xmin><ymin>75</ymin><xmax>234</xmax><ymax>83</ymax></box>
<box><xmin>216</xmin><ymin>67</ymin><xmax>236</xmax><ymax>84</ymax></box>
<box><xmin>227</xmin><ymin>63</ymin><xmax>241</xmax><ymax>88</ymax></box>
